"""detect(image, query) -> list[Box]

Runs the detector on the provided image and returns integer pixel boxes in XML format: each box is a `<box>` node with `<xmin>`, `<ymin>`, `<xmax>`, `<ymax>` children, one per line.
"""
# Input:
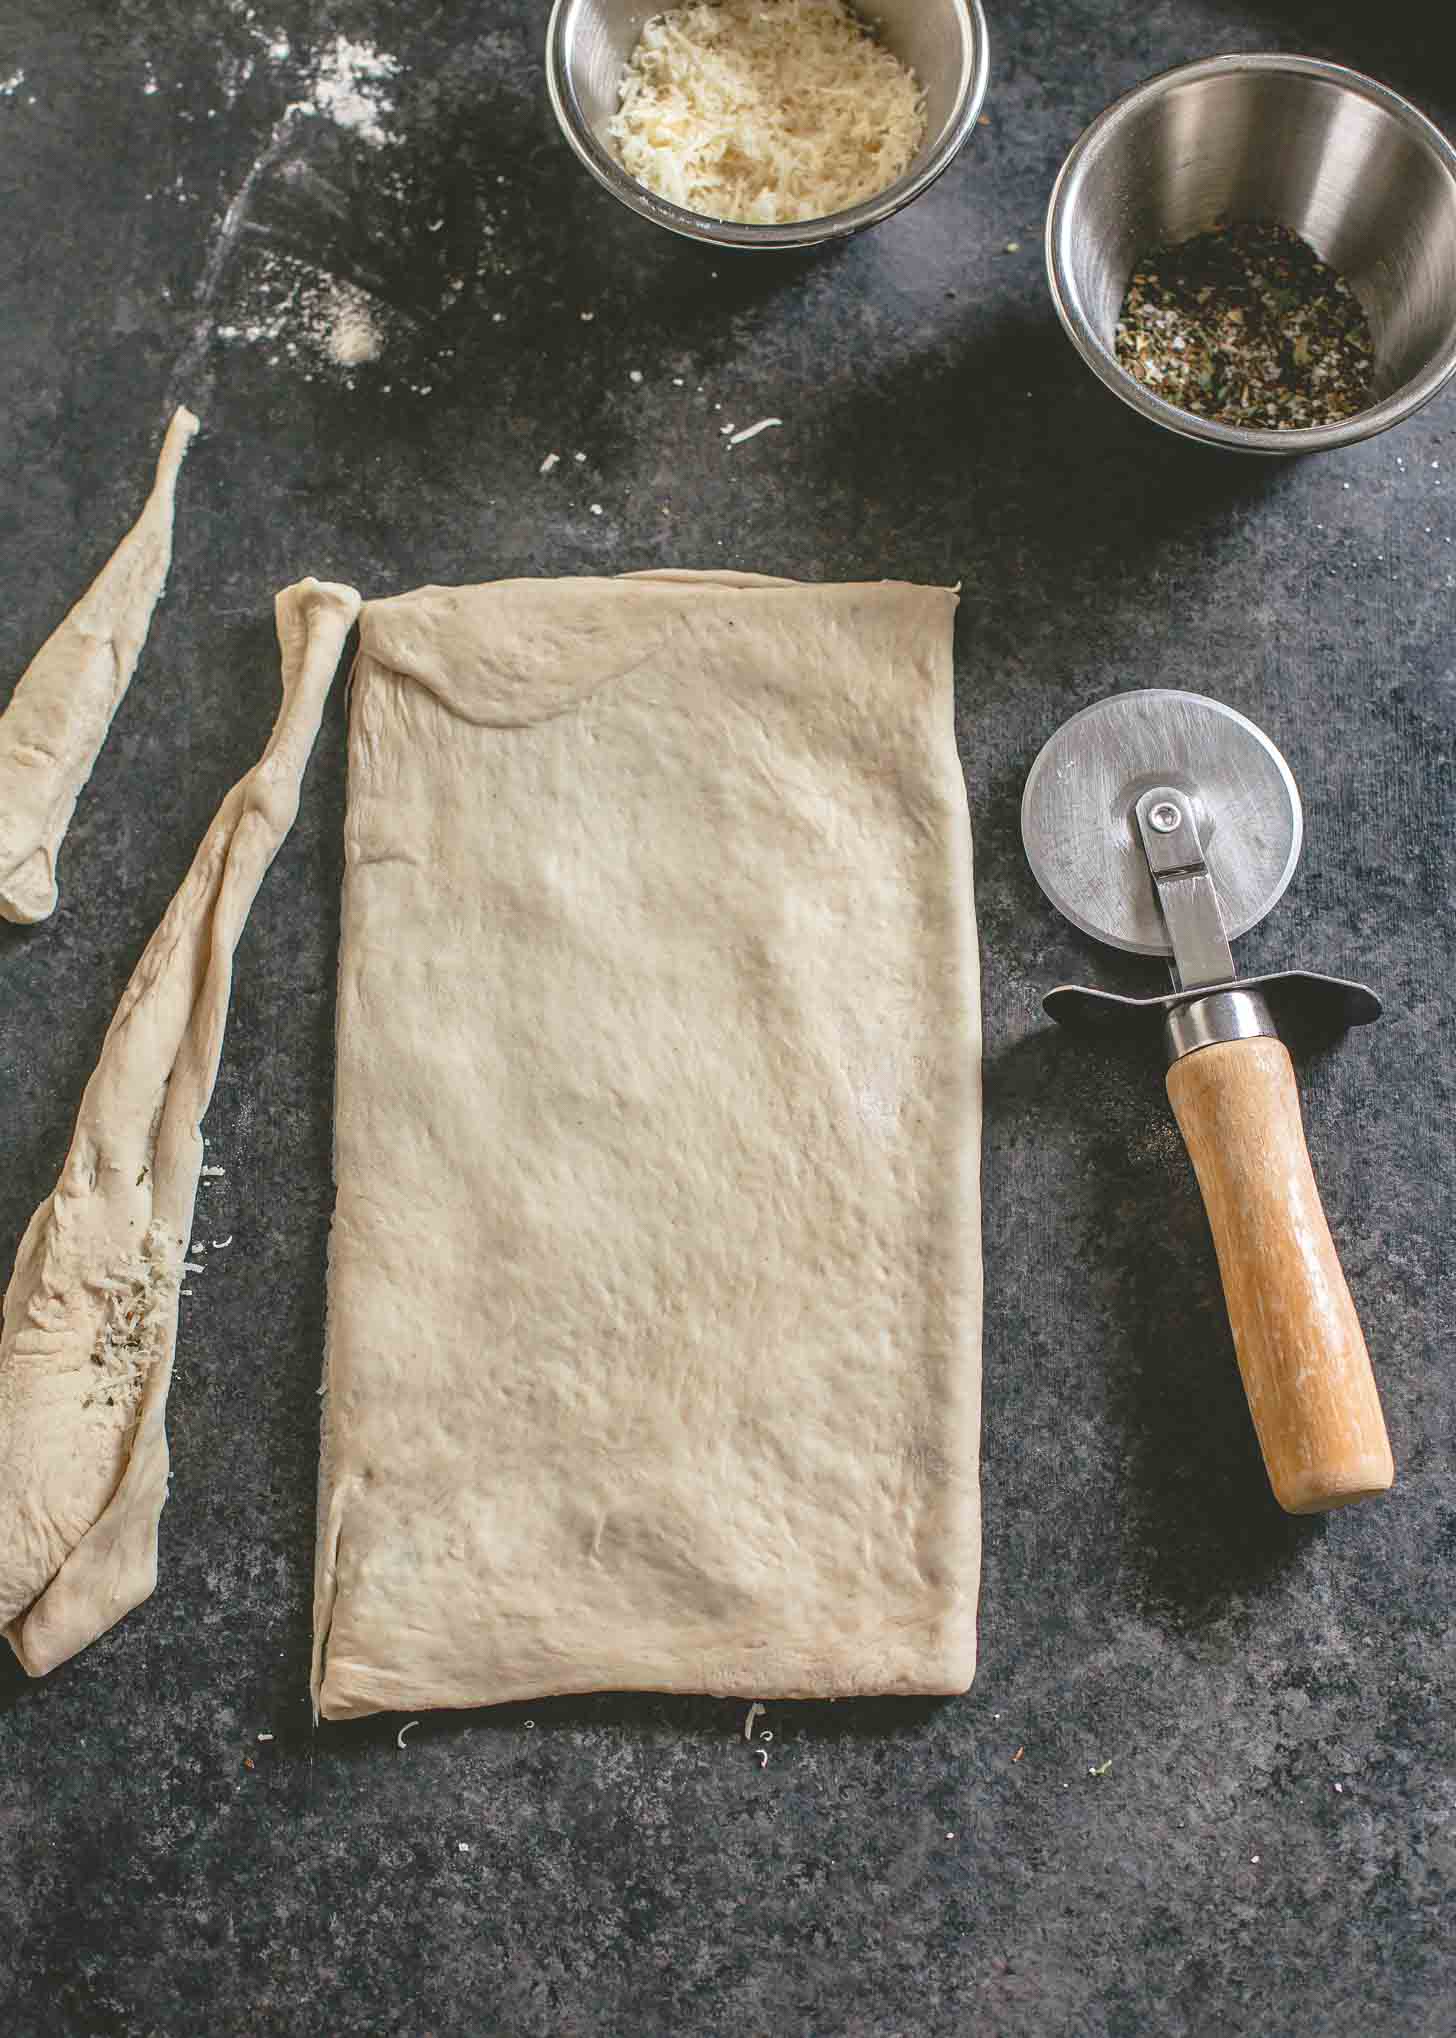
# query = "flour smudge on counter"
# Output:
<box><xmin>289</xmin><ymin>34</ymin><xmax>401</xmax><ymax>147</ymax></box>
<box><xmin>167</xmin><ymin>24</ymin><xmax>405</xmax><ymax>397</ymax></box>
<box><xmin>216</xmin><ymin>257</ymin><xmax>387</xmax><ymax>376</ymax></box>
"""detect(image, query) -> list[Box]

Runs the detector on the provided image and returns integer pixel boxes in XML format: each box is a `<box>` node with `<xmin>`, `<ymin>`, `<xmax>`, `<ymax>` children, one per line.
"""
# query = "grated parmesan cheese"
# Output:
<box><xmin>609</xmin><ymin>0</ymin><xmax>926</xmax><ymax>226</ymax></box>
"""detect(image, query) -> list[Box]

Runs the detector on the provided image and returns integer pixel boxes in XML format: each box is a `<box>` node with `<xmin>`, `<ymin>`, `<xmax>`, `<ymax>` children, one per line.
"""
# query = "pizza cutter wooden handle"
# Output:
<box><xmin>1165</xmin><ymin>1035</ymin><xmax>1394</xmax><ymax>1515</ymax></box>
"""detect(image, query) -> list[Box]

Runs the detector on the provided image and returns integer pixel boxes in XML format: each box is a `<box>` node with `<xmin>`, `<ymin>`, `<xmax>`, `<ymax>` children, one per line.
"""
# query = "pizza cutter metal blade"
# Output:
<box><xmin>1022</xmin><ymin>689</ymin><xmax>1394</xmax><ymax>1516</ymax></box>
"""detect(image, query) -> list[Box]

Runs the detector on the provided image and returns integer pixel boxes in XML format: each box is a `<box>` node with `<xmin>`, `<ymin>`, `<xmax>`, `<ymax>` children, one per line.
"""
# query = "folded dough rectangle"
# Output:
<box><xmin>313</xmin><ymin>570</ymin><xmax>981</xmax><ymax>1720</ymax></box>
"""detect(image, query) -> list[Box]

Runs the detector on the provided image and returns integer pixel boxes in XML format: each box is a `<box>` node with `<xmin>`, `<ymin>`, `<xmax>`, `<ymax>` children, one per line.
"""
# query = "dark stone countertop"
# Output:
<box><xmin>1</xmin><ymin>3</ymin><xmax>1453</xmax><ymax>2033</ymax></box>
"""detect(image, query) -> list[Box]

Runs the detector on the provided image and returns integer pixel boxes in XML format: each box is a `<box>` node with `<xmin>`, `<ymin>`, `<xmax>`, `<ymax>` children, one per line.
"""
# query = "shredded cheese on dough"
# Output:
<box><xmin>610</xmin><ymin>0</ymin><xmax>927</xmax><ymax>225</ymax></box>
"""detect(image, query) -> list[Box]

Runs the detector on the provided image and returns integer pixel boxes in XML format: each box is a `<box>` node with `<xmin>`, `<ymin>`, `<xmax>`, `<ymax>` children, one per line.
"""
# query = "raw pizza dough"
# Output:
<box><xmin>314</xmin><ymin>570</ymin><xmax>981</xmax><ymax>1720</ymax></box>
<box><xmin>0</xmin><ymin>405</ymin><xmax>199</xmax><ymax>926</ymax></box>
<box><xmin>0</xmin><ymin>578</ymin><xmax>359</xmax><ymax>1676</ymax></box>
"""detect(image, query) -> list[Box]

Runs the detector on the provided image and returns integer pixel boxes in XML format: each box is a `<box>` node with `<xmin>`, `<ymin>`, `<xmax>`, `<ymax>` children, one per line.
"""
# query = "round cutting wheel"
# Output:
<box><xmin>1021</xmin><ymin>690</ymin><xmax>1303</xmax><ymax>958</ymax></box>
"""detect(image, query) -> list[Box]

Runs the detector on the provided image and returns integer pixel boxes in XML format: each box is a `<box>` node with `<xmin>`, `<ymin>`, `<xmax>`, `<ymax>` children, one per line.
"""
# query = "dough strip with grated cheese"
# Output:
<box><xmin>0</xmin><ymin>578</ymin><xmax>359</xmax><ymax>1678</ymax></box>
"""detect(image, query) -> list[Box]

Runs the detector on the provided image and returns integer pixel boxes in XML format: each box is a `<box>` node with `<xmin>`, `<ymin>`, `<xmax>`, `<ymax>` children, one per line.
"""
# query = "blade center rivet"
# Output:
<box><xmin>1148</xmin><ymin>800</ymin><xmax>1183</xmax><ymax>833</ymax></box>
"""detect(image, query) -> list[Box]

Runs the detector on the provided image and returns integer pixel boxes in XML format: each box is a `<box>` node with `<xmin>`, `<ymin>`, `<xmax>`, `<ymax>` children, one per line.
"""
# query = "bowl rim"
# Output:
<box><xmin>1045</xmin><ymin>52</ymin><xmax>1456</xmax><ymax>454</ymax></box>
<box><xmin>545</xmin><ymin>0</ymin><xmax>991</xmax><ymax>251</ymax></box>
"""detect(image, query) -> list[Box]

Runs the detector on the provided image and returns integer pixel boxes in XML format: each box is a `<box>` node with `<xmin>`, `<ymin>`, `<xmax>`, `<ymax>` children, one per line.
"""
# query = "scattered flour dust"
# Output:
<box><xmin>174</xmin><ymin>17</ymin><xmax>406</xmax><ymax>377</ymax></box>
<box><xmin>294</xmin><ymin>34</ymin><xmax>401</xmax><ymax>146</ymax></box>
<box><xmin>324</xmin><ymin>282</ymin><xmax>384</xmax><ymax>366</ymax></box>
<box><xmin>220</xmin><ymin>9</ymin><xmax>400</xmax><ymax>140</ymax></box>
<box><xmin>217</xmin><ymin>253</ymin><xmax>385</xmax><ymax>375</ymax></box>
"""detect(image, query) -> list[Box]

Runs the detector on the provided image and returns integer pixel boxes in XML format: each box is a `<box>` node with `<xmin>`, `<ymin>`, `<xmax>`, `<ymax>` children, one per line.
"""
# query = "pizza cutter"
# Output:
<box><xmin>1022</xmin><ymin>689</ymin><xmax>1394</xmax><ymax>1515</ymax></box>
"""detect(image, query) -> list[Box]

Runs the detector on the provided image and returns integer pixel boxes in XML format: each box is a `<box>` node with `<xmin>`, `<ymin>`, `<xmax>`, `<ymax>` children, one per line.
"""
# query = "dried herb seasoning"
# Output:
<box><xmin>1115</xmin><ymin>220</ymin><xmax>1375</xmax><ymax>430</ymax></box>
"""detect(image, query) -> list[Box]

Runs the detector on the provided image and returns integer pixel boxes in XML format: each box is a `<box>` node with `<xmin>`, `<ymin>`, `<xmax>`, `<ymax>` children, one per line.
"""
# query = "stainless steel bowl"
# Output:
<box><xmin>1047</xmin><ymin>54</ymin><xmax>1456</xmax><ymax>453</ymax></box>
<box><xmin>546</xmin><ymin>0</ymin><xmax>990</xmax><ymax>251</ymax></box>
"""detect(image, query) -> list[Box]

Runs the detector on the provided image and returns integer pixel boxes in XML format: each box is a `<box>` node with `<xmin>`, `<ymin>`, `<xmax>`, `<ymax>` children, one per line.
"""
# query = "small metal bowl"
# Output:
<box><xmin>1046</xmin><ymin>54</ymin><xmax>1456</xmax><ymax>453</ymax></box>
<box><xmin>546</xmin><ymin>0</ymin><xmax>990</xmax><ymax>252</ymax></box>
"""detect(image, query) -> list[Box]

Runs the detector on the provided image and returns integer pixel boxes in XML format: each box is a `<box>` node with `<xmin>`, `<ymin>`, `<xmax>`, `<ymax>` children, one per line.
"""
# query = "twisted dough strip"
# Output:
<box><xmin>0</xmin><ymin>406</ymin><xmax>199</xmax><ymax>925</ymax></box>
<box><xmin>1</xmin><ymin>578</ymin><xmax>360</xmax><ymax>1675</ymax></box>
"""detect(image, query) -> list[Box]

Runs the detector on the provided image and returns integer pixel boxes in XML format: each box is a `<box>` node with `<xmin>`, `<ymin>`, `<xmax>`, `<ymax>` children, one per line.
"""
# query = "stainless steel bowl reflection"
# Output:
<box><xmin>1047</xmin><ymin>55</ymin><xmax>1456</xmax><ymax>452</ymax></box>
<box><xmin>546</xmin><ymin>0</ymin><xmax>990</xmax><ymax>251</ymax></box>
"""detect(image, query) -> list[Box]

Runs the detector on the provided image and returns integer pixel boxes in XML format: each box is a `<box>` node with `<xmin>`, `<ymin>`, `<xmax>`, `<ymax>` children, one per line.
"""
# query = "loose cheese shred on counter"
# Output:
<box><xmin>727</xmin><ymin>416</ymin><xmax>783</xmax><ymax>446</ymax></box>
<box><xmin>610</xmin><ymin>0</ymin><xmax>927</xmax><ymax>226</ymax></box>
